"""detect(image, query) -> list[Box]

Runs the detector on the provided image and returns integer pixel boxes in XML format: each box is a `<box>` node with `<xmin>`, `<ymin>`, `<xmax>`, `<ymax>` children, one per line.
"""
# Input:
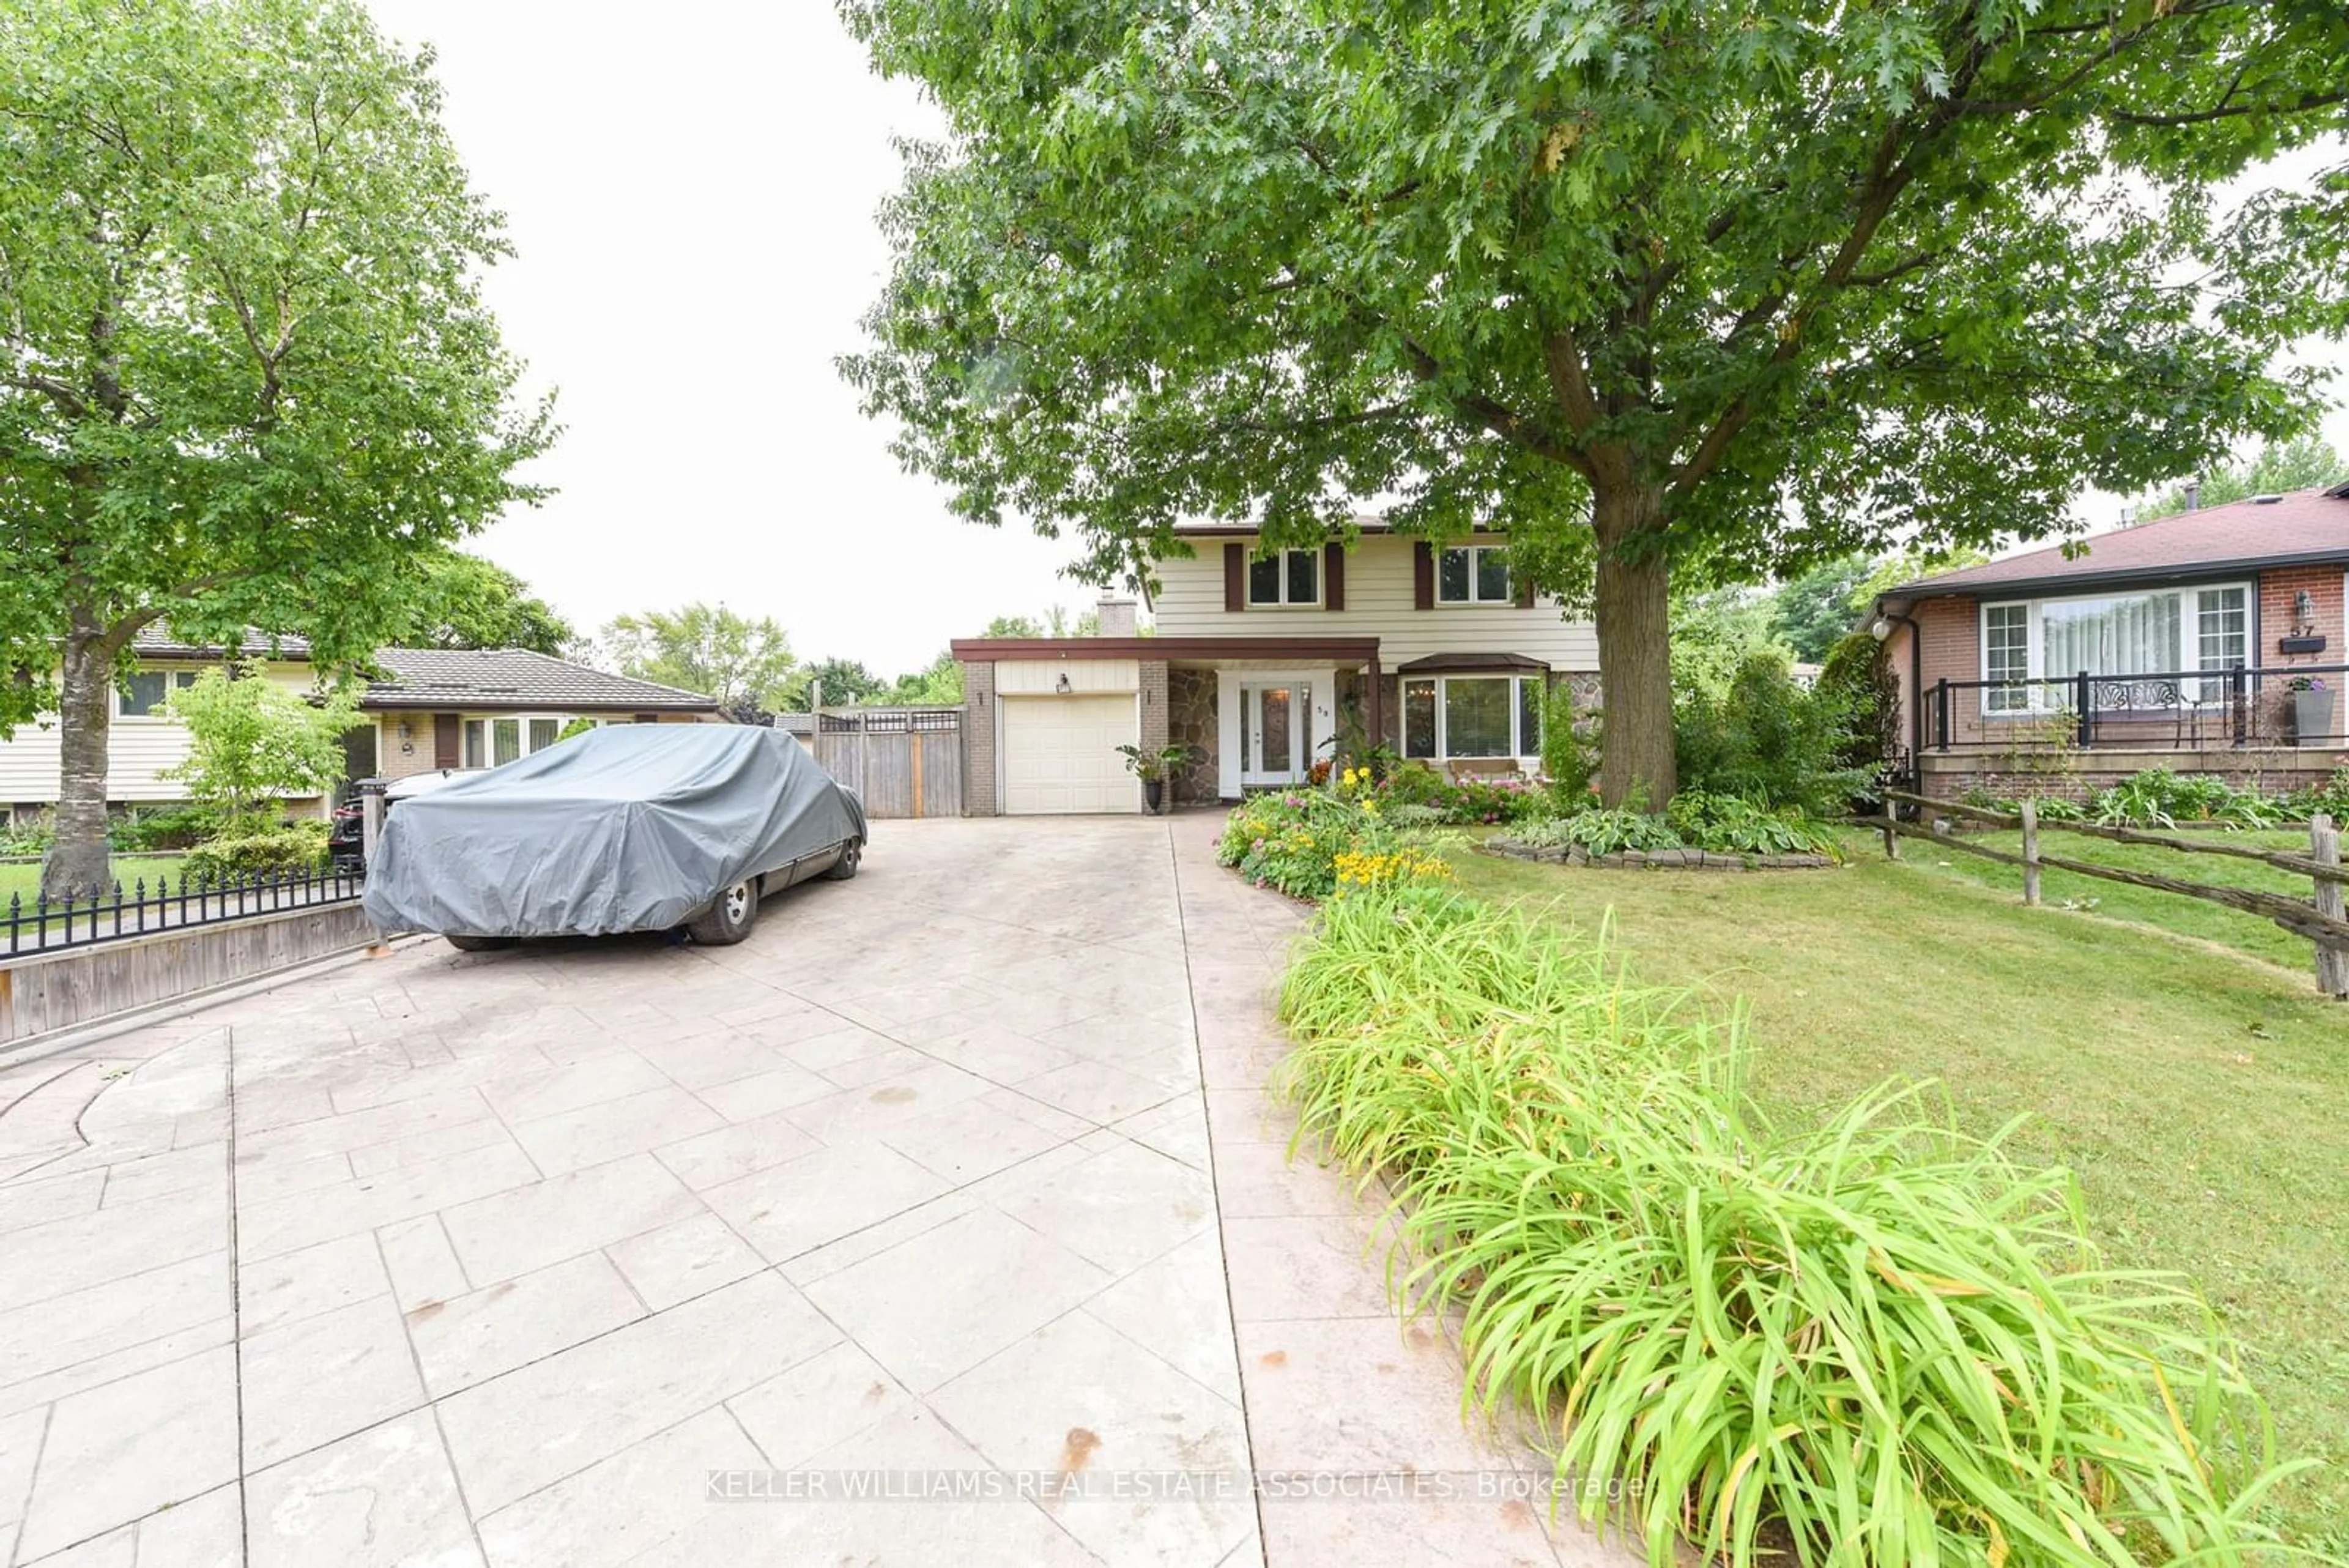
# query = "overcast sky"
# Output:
<box><xmin>363</xmin><ymin>1</ymin><xmax>1080</xmax><ymax>676</ymax></box>
<box><xmin>364</xmin><ymin>3</ymin><xmax>2344</xmax><ymax>675</ymax></box>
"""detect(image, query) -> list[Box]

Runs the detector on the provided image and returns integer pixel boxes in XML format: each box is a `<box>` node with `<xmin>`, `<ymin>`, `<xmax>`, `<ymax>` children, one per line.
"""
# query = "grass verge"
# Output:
<box><xmin>1448</xmin><ymin>836</ymin><xmax>2349</xmax><ymax>1546</ymax></box>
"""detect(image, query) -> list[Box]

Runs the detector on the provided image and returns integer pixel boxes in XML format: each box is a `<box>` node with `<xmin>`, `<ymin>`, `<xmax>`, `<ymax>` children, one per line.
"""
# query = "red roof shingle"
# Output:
<box><xmin>1890</xmin><ymin>483</ymin><xmax>2349</xmax><ymax>598</ymax></box>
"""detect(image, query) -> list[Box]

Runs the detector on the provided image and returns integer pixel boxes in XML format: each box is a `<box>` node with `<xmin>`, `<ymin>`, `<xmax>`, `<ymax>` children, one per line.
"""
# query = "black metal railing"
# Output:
<box><xmin>1926</xmin><ymin>662</ymin><xmax>2349</xmax><ymax>754</ymax></box>
<box><xmin>4</xmin><ymin>864</ymin><xmax>365</xmax><ymax>957</ymax></box>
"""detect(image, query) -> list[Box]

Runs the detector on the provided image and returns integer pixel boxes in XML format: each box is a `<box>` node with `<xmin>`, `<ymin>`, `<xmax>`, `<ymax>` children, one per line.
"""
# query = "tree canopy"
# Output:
<box><xmin>161</xmin><ymin>663</ymin><xmax>363</xmax><ymax>831</ymax></box>
<box><xmin>2134</xmin><ymin>434</ymin><xmax>2347</xmax><ymax>520</ymax></box>
<box><xmin>842</xmin><ymin>0</ymin><xmax>2347</xmax><ymax>804</ymax></box>
<box><xmin>601</xmin><ymin>603</ymin><xmax>796</xmax><ymax>718</ymax></box>
<box><xmin>1</xmin><ymin>0</ymin><xmax>549</xmax><ymax>894</ymax></box>
<box><xmin>393</xmin><ymin>549</ymin><xmax>576</xmax><ymax>658</ymax></box>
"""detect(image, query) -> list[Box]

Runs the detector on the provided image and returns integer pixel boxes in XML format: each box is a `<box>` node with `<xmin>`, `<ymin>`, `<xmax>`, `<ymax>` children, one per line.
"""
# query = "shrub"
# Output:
<box><xmin>1813</xmin><ymin>630</ymin><xmax>1899</xmax><ymax>788</ymax></box>
<box><xmin>1674</xmin><ymin>652</ymin><xmax>1868</xmax><ymax>817</ymax></box>
<box><xmin>1367</xmin><ymin>762</ymin><xmax>1553</xmax><ymax>825</ymax></box>
<box><xmin>1274</xmin><ymin>893</ymin><xmax>2290</xmax><ymax>1566</ymax></box>
<box><xmin>108</xmin><ymin>803</ymin><xmax>212</xmax><ymax>852</ymax></box>
<box><xmin>1666</xmin><ymin>790</ymin><xmax>1839</xmax><ymax>857</ymax></box>
<box><xmin>1539</xmin><ymin>682</ymin><xmax>1598</xmax><ymax>804</ymax></box>
<box><xmin>1214</xmin><ymin>789</ymin><xmax>1452</xmax><ymax>899</ymax></box>
<box><xmin>2091</xmin><ymin>768</ymin><xmax>2295</xmax><ymax>830</ymax></box>
<box><xmin>1512</xmin><ymin>795</ymin><xmax>1838</xmax><ymax>860</ymax></box>
<box><xmin>1516</xmin><ymin>806</ymin><xmax>1686</xmax><ymax>855</ymax></box>
<box><xmin>184</xmin><ymin>822</ymin><xmax>331</xmax><ymax>880</ymax></box>
<box><xmin>0</xmin><ymin>812</ymin><xmax>54</xmax><ymax>858</ymax></box>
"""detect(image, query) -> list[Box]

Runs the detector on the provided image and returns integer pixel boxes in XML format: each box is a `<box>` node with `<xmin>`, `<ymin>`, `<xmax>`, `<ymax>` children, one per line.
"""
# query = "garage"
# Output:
<box><xmin>1002</xmin><ymin>693</ymin><xmax>1138</xmax><ymax>814</ymax></box>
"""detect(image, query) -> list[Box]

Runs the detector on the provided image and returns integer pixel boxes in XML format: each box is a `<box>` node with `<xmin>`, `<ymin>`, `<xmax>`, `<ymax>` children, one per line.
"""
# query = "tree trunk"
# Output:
<box><xmin>42</xmin><ymin>616</ymin><xmax>115</xmax><ymax>902</ymax></box>
<box><xmin>1590</xmin><ymin>480</ymin><xmax>1677</xmax><ymax>809</ymax></box>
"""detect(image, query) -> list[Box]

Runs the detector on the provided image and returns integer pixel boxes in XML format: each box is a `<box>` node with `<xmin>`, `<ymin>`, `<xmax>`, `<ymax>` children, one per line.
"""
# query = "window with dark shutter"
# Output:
<box><xmin>1413</xmin><ymin>542</ymin><xmax>1434</xmax><ymax>611</ymax></box>
<box><xmin>1323</xmin><ymin>542</ymin><xmax>1345</xmax><ymax>611</ymax></box>
<box><xmin>1224</xmin><ymin>543</ymin><xmax>1245</xmax><ymax>612</ymax></box>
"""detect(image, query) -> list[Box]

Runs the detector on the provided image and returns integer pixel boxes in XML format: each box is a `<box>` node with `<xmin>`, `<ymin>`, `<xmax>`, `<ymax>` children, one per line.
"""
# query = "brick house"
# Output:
<box><xmin>1871</xmin><ymin>481</ymin><xmax>2349</xmax><ymax>799</ymax></box>
<box><xmin>951</xmin><ymin>522</ymin><xmax>1599</xmax><ymax>815</ymax></box>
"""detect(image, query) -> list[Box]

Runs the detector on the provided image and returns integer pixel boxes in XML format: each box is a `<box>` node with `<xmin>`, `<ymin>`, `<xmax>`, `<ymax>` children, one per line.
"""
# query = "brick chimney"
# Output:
<box><xmin>1096</xmin><ymin>593</ymin><xmax>1138</xmax><ymax>638</ymax></box>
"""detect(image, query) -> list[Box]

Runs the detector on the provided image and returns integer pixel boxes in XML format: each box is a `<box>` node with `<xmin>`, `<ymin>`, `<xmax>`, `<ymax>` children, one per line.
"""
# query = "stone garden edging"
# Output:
<box><xmin>1482</xmin><ymin>839</ymin><xmax>1833</xmax><ymax>871</ymax></box>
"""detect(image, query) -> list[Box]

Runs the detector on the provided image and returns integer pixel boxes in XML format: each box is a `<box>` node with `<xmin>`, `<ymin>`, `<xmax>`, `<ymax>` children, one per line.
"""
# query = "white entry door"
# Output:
<box><xmin>1239</xmin><ymin>680</ymin><xmax>1313</xmax><ymax>788</ymax></box>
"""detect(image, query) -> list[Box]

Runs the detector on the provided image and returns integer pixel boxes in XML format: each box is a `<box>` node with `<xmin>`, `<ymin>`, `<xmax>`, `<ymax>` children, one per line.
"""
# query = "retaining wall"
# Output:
<box><xmin>0</xmin><ymin>902</ymin><xmax>377</xmax><ymax>1047</ymax></box>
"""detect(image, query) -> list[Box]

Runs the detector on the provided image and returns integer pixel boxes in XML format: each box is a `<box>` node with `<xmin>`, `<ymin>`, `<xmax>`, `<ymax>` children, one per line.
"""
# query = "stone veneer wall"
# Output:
<box><xmin>960</xmin><ymin>661</ymin><xmax>998</xmax><ymax>816</ymax></box>
<box><xmin>1167</xmin><ymin>668</ymin><xmax>1219</xmax><ymax>804</ymax></box>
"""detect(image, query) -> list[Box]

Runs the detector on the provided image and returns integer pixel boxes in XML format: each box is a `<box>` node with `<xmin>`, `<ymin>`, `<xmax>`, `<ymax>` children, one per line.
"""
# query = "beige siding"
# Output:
<box><xmin>995</xmin><ymin>659</ymin><xmax>1142</xmax><ymax>694</ymax></box>
<box><xmin>0</xmin><ymin>660</ymin><xmax>324</xmax><ymax>807</ymax></box>
<box><xmin>1152</xmin><ymin>536</ymin><xmax>1598</xmax><ymax>667</ymax></box>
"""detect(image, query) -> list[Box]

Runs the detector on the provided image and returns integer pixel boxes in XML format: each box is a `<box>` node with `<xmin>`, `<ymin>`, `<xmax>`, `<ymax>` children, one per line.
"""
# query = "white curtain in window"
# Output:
<box><xmin>2039</xmin><ymin>592</ymin><xmax>2180</xmax><ymax>678</ymax></box>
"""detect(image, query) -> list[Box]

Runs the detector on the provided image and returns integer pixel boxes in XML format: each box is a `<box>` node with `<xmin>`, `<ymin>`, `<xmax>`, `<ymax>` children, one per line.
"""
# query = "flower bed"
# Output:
<box><xmin>1215</xmin><ymin>782</ymin><xmax>1453</xmax><ymax>899</ymax></box>
<box><xmin>1483</xmin><ymin>839</ymin><xmax>1831</xmax><ymax>871</ymax></box>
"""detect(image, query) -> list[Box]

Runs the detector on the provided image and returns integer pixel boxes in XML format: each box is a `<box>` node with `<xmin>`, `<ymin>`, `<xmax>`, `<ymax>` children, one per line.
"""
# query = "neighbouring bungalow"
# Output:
<box><xmin>1870</xmin><ymin>481</ymin><xmax>2349</xmax><ymax>800</ymax></box>
<box><xmin>0</xmin><ymin>634</ymin><xmax>719</xmax><ymax>828</ymax></box>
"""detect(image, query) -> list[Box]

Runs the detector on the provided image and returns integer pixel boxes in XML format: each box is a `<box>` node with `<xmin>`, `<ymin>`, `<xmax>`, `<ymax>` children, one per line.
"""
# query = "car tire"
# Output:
<box><xmin>445</xmin><ymin>934</ymin><xmax>516</xmax><ymax>953</ymax></box>
<box><xmin>686</xmin><ymin>880</ymin><xmax>760</xmax><ymax>945</ymax></box>
<box><xmin>821</xmin><ymin>840</ymin><xmax>862</xmax><ymax>881</ymax></box>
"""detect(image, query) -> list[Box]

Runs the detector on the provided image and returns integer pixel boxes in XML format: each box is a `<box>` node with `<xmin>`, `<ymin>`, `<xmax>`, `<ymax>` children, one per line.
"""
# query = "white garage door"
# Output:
<box><xmin>1003</xmin><ymin>694</ymin><xmax>1138</xmax><ymax>814</ymax></box>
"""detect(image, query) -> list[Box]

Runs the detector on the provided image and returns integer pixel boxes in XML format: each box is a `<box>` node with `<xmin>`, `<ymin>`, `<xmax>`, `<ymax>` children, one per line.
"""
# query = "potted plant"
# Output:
<box><xmin>2290</xmin><ymin>675</ymin><xmax>2335</xmax><ymax>748</ymax></box>
<box><xmin>1115</xmin><ymin>743</ymin><xmax>1193</xmax><ymax>814</ymax></box>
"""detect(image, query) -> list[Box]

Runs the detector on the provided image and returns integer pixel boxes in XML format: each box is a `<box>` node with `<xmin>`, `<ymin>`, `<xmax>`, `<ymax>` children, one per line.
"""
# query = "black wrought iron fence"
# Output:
<box><xmin>3</xmin><ymin>864</ymin><xmax>365</xmax><ymax>957</ymax></box>
<box><xmin>1925</xmin><ymin>662</ymin><xmax>2348</xmax><ymax>752</ymax></box>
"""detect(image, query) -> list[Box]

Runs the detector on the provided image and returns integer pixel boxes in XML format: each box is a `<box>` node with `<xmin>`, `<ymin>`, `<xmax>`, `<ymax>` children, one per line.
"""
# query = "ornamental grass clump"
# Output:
<box><xmin>1273</xmin><ymin>893</ymin><xmax>2294</xmax><ymax>1566</ymax></box>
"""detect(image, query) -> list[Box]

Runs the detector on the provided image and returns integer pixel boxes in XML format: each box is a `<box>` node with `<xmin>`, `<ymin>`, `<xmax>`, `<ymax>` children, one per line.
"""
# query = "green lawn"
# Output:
<box><xmin>1451</xmin><ymin>833</ymin><xmax>2349</xmax><ymax>1544</ymax></box>
<box><xmin>0</xmin><ymin>856</ymin><xmax>186</xmax><ymax>919</ymax></box>
<box><xmin>1896</xmin><ymin>824</ymin><xmax>2327</xmax><ymax>975</ymax></box>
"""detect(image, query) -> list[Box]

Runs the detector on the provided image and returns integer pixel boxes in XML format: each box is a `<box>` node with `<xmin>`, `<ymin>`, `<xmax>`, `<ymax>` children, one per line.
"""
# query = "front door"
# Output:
<box><xmin>1239</xmin><ymin>681</ymin><xmax>1312</xmax><ymax>787</ymax></box>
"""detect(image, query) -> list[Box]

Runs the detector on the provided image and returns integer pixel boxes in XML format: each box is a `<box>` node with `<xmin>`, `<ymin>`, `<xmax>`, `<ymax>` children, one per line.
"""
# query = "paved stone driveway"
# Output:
<box><xmin>0</xmin><ymin>817</ymin><xmax>1626</xmax><ymax>1567</ymax></box>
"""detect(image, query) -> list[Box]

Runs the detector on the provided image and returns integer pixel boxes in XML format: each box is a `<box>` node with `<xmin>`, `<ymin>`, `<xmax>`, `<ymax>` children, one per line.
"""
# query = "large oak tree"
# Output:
<box><xmin>1</xmin><ymin>0</ymin><xmax>550</xmax><ymax>897</ymax></box>
<box><xmin>840</xmin><ymin>0</ymin><xmax>2346</xmax><ymax>805</ymax></box>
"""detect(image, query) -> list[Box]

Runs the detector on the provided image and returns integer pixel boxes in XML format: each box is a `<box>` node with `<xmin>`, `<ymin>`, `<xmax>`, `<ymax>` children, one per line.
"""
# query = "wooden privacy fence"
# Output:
<box><xmin>812</xmin><ymin>708</ymin><xmax>963</xmax><ymax>819</ymax></box>
<box><xmin>1872</xmin><ymin>789</ymin><xmax>2348</xmax><ymax>998</ymax></box>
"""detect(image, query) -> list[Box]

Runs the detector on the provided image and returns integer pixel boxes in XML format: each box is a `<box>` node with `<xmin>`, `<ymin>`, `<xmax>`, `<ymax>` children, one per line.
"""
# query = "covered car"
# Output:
<box><xmin>362</xmin><ymin>723</ymin><xmax>866</xmax><ymax>948</ymax></box>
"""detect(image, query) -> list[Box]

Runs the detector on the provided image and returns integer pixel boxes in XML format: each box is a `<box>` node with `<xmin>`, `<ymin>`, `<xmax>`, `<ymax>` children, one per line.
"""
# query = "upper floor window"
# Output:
<box><xmin>119</xmin><ymin>669</ymin><xmax>201</xmax><ymax>718</ymax></box>
<box><xmin>1248</xmin><ymin>549</ymin><xmax>1319</xmax><ymax>607</ymax></box>
<box><xmin>1438</xmin><ymin>546</ymin><xmax>1512</xmax><ymax>604</ymax></box>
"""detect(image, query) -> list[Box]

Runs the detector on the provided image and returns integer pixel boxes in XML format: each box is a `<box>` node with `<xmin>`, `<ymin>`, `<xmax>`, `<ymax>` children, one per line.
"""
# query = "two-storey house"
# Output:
<box><xmin>949</xmin><ymin>522</ymin><xmax>1599</xmax><ymax>814</ymax></box>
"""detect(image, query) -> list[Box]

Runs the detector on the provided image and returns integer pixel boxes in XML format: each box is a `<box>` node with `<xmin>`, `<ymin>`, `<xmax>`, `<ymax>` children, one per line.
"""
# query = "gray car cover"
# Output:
<box><xmin>362</xmin><ymin>724</ymin><xmax>866</xmax><ymax>937</ymax></box>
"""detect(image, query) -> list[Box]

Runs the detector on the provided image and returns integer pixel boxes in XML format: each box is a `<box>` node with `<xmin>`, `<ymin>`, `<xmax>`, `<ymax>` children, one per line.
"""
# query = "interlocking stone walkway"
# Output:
<box><xmin>0</xmin><ymin>817</ymin><xmax>1630</xmax><ymax>1567</ymax></box>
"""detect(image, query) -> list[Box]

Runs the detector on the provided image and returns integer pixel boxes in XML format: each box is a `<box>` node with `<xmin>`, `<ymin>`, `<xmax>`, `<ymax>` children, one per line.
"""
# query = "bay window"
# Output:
<box><xmin>1401</xmin><ymin>674</ymin><xmax>1545</xmax><ymax>759</ymax></box>
<box><xmin>461</xmin><ymin>714</ymin><xmax>588</xmax><ymax>768</ymax></box>
<box><xmin>1981</xmin><ymin>584</ymin><xmax>2249</xmax><ymax>713</ymax></box>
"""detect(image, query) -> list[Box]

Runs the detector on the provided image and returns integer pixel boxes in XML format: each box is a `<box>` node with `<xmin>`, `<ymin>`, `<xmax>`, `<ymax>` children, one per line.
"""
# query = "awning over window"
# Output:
<box><xmin>1392</xmin><ymin>652</ymin><xmax>1549</xmax><ymax>675</ymax></box>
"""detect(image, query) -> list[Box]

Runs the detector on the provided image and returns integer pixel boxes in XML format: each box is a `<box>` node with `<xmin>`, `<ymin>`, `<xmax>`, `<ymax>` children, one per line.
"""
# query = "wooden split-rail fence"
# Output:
<box><xmin>1871</xmin><ymin>789</ymin><xmax>2347</xmax><ymax>998</ymax></box>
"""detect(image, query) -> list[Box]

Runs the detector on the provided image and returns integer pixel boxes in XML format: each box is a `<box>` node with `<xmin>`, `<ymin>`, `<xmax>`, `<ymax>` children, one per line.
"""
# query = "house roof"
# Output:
<box><xmin>362</xmin><ymin>648</ymin><xmax>718</xmax><ymax>712</ymax></box>
<box><xmin>1393</xmin><ymin>652</ymin><xmax>1548</xmax><ymax>674</ymax></box>
<box><xmin>132</xmin><ymin>626</ymin><xmax>314</xmax><ymax>660</ymax></box>
<box><xmin>1168</xmin><ymin>514</ymin><xmax>1510</xmax><ymax>540</ymax></box>
<box><xmin>1886</xmin><ymin>482</ymin><xmax>2349</xmax><ymax>600</ymax></box>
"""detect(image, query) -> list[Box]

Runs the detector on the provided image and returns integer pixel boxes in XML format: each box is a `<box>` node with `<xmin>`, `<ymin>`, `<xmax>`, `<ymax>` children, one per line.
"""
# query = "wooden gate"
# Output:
<box><xmin>812</xmin><ymin>708</ymin><xmax>963</xmax><ymax>819</ymax></box>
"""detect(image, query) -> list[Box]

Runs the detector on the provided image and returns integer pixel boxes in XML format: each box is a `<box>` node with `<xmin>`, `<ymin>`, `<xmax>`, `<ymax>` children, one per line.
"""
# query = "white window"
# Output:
<box><xmin>1400</xmin><ymin>675</ymin><xmax>1544</xmax><ymax>759</ymax></box>
<box><xmin>118</xmin><ymin>669</ymin><xmax>201</xmax><ymax>718</ymax></box>
<box><xmin>1436</xmin><ymin>546</ymin><xmax>1513</xmax><ymax>604</ymax></box>
<box><xmin>1247</xmin><ymin>549</ymin><xmax>1319</xmax><ymax>607</ymax></box>
<box><xmin>1979</xmin><ymin>584</ymin><xmax>2250</xmax><ymax>713</ymax></box>
<box><xmin>461</xmin><ymin>714</ymin><xmax>584</xmax><ymax>769</ymax></box>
